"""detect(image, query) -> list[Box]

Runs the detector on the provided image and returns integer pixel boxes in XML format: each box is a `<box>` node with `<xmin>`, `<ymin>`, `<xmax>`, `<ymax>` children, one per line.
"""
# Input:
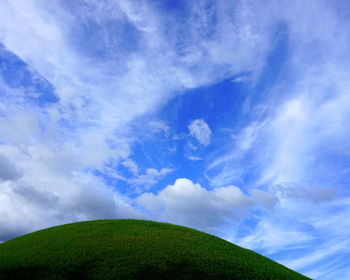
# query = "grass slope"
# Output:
<box><xmin>0</xmin><ymin>219</ymin><xmax>310</xmax><ymax>280</ymax></box>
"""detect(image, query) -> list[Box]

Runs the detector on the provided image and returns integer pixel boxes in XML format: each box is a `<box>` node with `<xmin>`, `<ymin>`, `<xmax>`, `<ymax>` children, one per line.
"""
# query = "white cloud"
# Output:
<box><xmin>237</xmin><ymin>219</ymin><xmax>313</xmax><ymax>254</ymax></box>
<box><xmin>121</xmin><ymin>159</ymin><xmax>139</xmax><ymax>176</ymax></box>
<box><xmin>0</xmin><ymin>3</ymin><xmax>349</xmax><ymax>279</ymax></box>
<box><xmin>285</xmin><ymin>240</ymin><xmax>349</xmax><ymax>272</ymax></box>
<box><xmin>0</xmin><ymin>0</ymin><xmax>274</xmax><ymax>182</ymax></box>
<box><xmin>203</xmin><ymin>0</ymin><xmax>350</xmax><ymax>190</ymax></box>
<box><xmin>205</xmin><ymin>122</ymin><xmax>265</xmax><ymax>186</ymax></box>
<box><xmin>306</xmin><ymin>259</ymin><xmax>350</xmax><ymax>280</ymax></box>
<box><xmin>232</xmin><ymin>195</ymin><xmax>350</xmax><ymax>278</ymax></box>
<box><xmin>200</xmin><ymin>3</ymin><xmax>350</xmax><ymax>275</ymax></box>
<box><xmin>188</xmin><ymin>119</ymin><xmax>212</xmax><ymax>146</ymax></box>
<box><xmin>120</xmin><ymin>159</ymin><xmax>174</xmax><ymax>191</ymax></box>
<box><xmin>137</xmin><ymin>178</ymin><xmax>276</xmax><ymax>233</ymax></box>
<box><xmin>0</xmin><ymin>143</ymin><xmax>146</xmax><ymax>241</ymax></box>
<box><xmin>127</xmin><ymin>167</ymin><xmax>174</xmax><ymax>190</ymax></box>
<box><xmin>187</xmin><ymin>155</ymin><xmax>203</xmax><ymax>161</ymax></box>
<box><xmin>231</xmin><ymin>76</ymin><xmax>248</xmax><ymax>83</ymax></box>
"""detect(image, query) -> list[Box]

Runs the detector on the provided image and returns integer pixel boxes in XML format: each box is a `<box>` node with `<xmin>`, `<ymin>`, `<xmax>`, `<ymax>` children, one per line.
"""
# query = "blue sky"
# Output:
<box><xmin>1</xmin><ymin>0</ymin><xmax>350</xmax><ymax>278</ymax></box>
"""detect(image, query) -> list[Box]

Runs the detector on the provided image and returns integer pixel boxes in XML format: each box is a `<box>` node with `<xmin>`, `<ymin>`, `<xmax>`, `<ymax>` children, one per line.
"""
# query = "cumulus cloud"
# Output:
<box><xmin>137</xmin><ymin>178</ymin><xmax>276</xmax><ymax>233</ymax></box>
<box><xmin>188</xmin><ymin>119</ymin><xmax>212</xmax><ymax>146</ymax></box>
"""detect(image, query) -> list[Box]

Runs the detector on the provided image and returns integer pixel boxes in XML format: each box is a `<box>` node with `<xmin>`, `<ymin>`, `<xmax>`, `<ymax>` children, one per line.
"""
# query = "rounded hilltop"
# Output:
<box><xmin>0</xmin><ymin>219</ymin><xmax>310</xmax><ymax>280</ymax></box>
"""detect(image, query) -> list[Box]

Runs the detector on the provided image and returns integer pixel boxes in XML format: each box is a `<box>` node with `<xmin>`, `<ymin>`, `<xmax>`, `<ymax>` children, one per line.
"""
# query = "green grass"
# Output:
<box><xmin>0</xmin><ymin>219</ymin><xmax>310</xmax><ymax>280</ymax></box>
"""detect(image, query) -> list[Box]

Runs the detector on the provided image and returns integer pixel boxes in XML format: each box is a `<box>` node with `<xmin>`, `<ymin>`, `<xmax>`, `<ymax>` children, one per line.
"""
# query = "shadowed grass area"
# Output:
<box><xmin>0</xmin><ymin>219</ymin><xmax>310</xmax><ymax>280</ymax></box>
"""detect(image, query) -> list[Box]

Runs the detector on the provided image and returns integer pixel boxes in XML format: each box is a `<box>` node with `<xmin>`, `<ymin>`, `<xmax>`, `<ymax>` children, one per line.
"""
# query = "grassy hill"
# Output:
<box><xmin>0</xmin><ymin>219</ymin><xmax>310</xmax><ymax>280</ymax></box>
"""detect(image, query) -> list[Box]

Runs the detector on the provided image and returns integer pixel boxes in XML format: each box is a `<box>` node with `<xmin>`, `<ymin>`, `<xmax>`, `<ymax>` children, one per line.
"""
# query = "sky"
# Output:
<box><xmin>0</xmin><ymin>0</ymin><xmax>350</xmax><ymax>278</ymax></box>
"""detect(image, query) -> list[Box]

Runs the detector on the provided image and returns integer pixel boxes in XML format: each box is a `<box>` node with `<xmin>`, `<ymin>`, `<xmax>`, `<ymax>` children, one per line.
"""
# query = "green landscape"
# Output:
<box><xmin>0</xmin><ymin>219</ymin><xmax>310</xmax><ymax>280</ymax></box>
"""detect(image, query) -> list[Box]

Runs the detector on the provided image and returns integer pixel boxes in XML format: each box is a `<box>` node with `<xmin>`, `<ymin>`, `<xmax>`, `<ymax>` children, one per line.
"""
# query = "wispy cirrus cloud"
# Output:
<box><xmin>197</xmin><ymin>1</ymin><xmax>350</xmax><ymax>278</ymax></box>
<box><xmin>0</xmin><ymin>0</ymin><xmax>275</xmax><ymax>240</ymax></box>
